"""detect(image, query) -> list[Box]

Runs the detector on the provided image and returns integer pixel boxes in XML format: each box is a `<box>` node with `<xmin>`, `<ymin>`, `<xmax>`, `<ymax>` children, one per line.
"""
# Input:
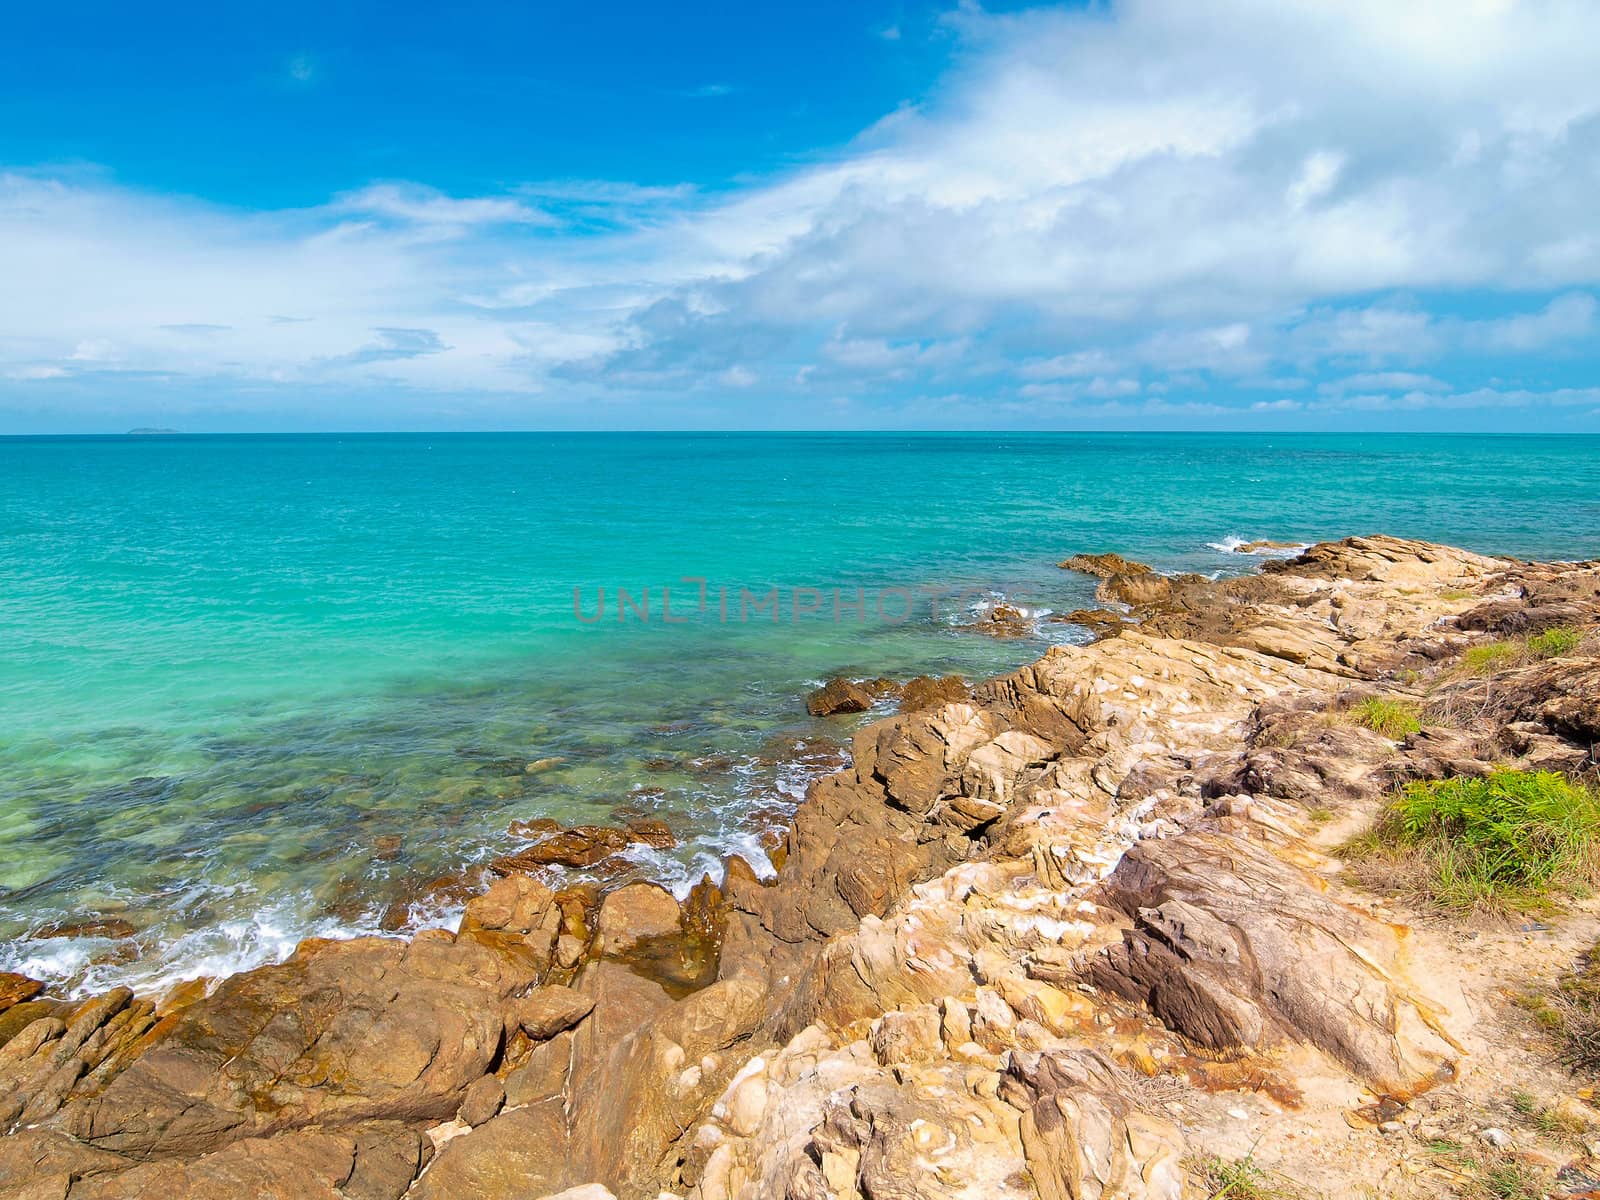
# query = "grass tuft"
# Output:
<box><xmin>1424</xmin><ymin>1139</ymin><xmax>1546</xmax><ymax>1200</ymax></box>
<box><xmin>1345</xmin><ymin>770</ymin><xmax>1600</xmax><ymax>914</ymax></box>
<box><xmin>1520</xmin><ymin>939</ymin><xmax>1600</xmax><ymax>1077</ymax></box>
<box><xmin>1462</xmin><ymin>642</ymin><xmax>1523</xmax><ymax>675</ymax></box>
<box><xmin>1197</xmin><ymin>1155</ymin><xmax>1307</xmax><ymax>1199</ymax></box>
<box><xmin>1528</xmin><ymin>626</ymin><xmax>1582</xmax><ymax>658</ymax></box>
<box><xmin>1346</xmin><ymin>696</ymin><xmax>1422</xmax><ymax>740</ymax></box>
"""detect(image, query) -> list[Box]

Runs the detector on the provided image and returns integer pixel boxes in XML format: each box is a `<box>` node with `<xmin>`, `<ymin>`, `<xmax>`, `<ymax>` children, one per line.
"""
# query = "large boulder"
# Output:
<box><xmin>1083</xmin><ymin>825</ymin><xmax>1461</xmax><ymax>1095</ymax></box>
<box><xmin>67</xmin><ymin>1121</ymin><xmax>428</xmax><ymax>1200</ymax></box>
<box><xmin>65</xmin><ymin>934</ymin><xmax>538</xmax><ymax>1158</ymax></box>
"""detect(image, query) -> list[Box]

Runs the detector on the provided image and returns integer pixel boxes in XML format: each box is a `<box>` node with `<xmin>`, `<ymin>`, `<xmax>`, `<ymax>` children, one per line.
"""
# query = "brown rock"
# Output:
<box><xmin>565</xmin><ymin>969</ymin><xmax>766</xmax><ymax>1193</ymax></box>
<box><xmin>1058</xmin><ymin>551</ymin><xmax>1154</xmax><ymax>577</ymax></box>
<box><xmin>1050</xmin><ymin>607</ymin><xmax>1128</xmax><ymax>638</ymax></box>
<box><xmin>456</xmin><ymin>1073</ymin><xmax>505</xmax><ymax>1126</ymax></box>
<box><xmin>595</xmin><ymin>882</ymin><xmax>681</xmax><ymax>957</ymax></box>
<box><xmin>805</xmin><ymin>677</ymin><xmax>874</xmax><ymax>717</ymax></box>
<box><xmin>32</xmin><ymin>917</ymin><xmax>137</xmax><ymax>941</ymax></box>
<box><xmin>1096</xmin><ymin>571</ymin><xmax>1176</xmax><ymax>605</ymax></box>
<box><xmin>898</xmin><ymin>674</ymin><xmax>969</xmax><ymax>713</ymax></box>
<box><xmin>0</xmin><ymin>971</ymin><xmax>44</xmax><ymax>1015</ymax></box>
<box><xmin>622</xmin><ymin>817</ymin><xmax>676</xmax><ymax>849</ymax></box>
<box><xmin>492</xmin><ymin>825</ymin><xmax>635</xmax><ymax>871</ymax></box>
<box><xmin>508</xmin><ymin>815</ymin><xmax>562</xmax><ymax>839</ymax></box>
<box><xmin>510</xmin><ymin>986</ymin><xmax>596</xmax><ymax>1040</ymax></box>
<box><xmin>402</xmin><ymin>1104</ymin><xmax>567</xmax><ymax>1200</ymax></box>
<box><xmin>1000</xmin><ymin>1049</ymin><xmax>1187</xmax><ymax>1200</ymax></box>
<box><xmin>1083</xmin><ymin>825</ymin><xmax>1460</xmax><ymax>1095</ymax></box>
<box><xmin>460</xmin><ymin>874</ymin><xmax>555</xmax><ymax>935</ymax></box>
<box><xmin>65</xmin><ymin>935</ymin><xmax>536</xmax><ymax>1158</ymax></box>
<box><xmin>64</xmin><ymin>1121</ymin><xmax>428</xmax><ymax>1200</ymax></box>
<box><xmin>869</xmin><ymin>1005</ymin><xmax>942</xmax><ymax>1065</ymax></box>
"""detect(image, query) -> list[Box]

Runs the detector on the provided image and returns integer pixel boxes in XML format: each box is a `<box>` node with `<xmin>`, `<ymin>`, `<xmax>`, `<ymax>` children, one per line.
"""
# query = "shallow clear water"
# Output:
<box><xmin>2</xmin><ymin>431</ymin><xmax>1598</xmax><ymax>993</ymax></box>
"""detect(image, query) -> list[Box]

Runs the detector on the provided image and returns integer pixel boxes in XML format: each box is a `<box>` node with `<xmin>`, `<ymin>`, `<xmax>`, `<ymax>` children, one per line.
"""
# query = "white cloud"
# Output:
<box><xmin>1475</xmin><ymin>291</ymin><xmax>1597</xmax><ymax>350</ymax></box>
<box><xmin>4</xmin><ymin>0</ymin><xmax>1600</xmax><ymax>426</ymax></box>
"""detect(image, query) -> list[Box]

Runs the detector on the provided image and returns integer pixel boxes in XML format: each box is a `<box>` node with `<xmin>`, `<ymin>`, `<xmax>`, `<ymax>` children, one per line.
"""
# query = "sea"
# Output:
<box><xmin>3</xmin><ymin>431</ymin><xmax>1598</xmax><ymax>994</ymax></box>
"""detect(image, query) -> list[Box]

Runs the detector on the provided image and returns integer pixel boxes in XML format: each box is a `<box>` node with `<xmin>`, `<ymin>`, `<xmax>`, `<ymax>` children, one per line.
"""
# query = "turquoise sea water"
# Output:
<box><xmin>3</xmin><ymin>432</ymin><xmax>1599</xmax><ymax>994</ymax></box>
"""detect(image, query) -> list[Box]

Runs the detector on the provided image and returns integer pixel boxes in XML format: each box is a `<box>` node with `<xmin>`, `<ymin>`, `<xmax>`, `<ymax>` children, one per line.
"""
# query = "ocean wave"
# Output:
<box><xmin>1205</xmin><ymin>536</ymin><xmax>1310</xmax><ymax>558</ymax></box>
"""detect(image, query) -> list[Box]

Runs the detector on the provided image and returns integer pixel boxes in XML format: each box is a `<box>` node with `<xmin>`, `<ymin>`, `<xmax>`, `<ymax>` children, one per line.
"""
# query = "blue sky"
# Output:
<box><xmin>2</xmin><ymin>0</ymin><xmax>1598</xmax><ymax>432</ymax></box>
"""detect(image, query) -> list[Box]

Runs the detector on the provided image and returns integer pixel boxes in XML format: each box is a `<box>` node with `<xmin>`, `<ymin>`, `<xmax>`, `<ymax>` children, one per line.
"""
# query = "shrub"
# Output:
<box><xmin>1348</xmin><ymin>771</ymin><xmax>1600</xmax><ymax>914</ymax></box>
<box><xmin>1528</xmin><ymin>626</ymin><xmax>1582</xmax><ymax>658</ymax></box>
<box><xmin>1347</xmin><ymin>696</ymin><xmax>1421</xmax><ymax>739</ymax></box>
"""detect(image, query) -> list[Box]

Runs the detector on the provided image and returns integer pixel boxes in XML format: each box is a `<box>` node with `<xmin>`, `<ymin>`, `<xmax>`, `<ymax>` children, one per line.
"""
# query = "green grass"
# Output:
<box><xmin>1528</xmin><ymin>626</ymin><xmax>1582</xmax><ymax>658</ymax></box>
<box><xmin>1508</xmin><ymin>1088</ymin><xmax>1587</xmax><ymax>1135</ymax></box>
<box><xmin>1423</xmin><ymin>1139</ymin><xmax>1546</xmax><ymax>1200</ymax></box>
<box><xmin>1347</xmin><ymin>696</ymin><xmax>1422</xmax><ymax>739</ymax></box>
<box><xmin>1347</xmin><ymin>770</ymin><xmax>1600</xmax><ymax>914</ymax></box>
<box><xmin>1197</xmin><ymin>1155</ymin><xmax>1306</xmax><ymax>1200</ymax></box>
<box><xmin>1462</xmin><ymin>642</ymin><xmax>1523</xmax><ymax>675</ymax></box>
<box><xmin>1517</xmin><ymin>938</ymin><xmax>1600</xmax><ymax>1077</ymax></box>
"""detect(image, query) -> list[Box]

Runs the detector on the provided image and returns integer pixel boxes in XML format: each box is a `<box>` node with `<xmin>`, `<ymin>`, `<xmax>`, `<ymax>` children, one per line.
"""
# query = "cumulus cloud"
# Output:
<box><xmin>3</xmin><ymin>0</ymin><xmax>1600</xmax><ymax>428</ymax></box>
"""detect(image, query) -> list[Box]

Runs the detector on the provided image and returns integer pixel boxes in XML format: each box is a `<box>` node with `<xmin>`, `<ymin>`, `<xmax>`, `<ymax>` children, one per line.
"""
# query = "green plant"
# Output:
<box><xmin>1198</xmin><ymin>1155</ymin><xmax>1306</xmax><ymax>1200</ymax></box>
<box><xmin>1347</xmin><ymin>696</ymin><xmax>1422</xmax><ymax>739</ymax></box>
<box><xmin>1528</xmin><ymin>626</ymin><xmax>1582</xmax><ymax>658</ymax></box>
<box><xmin>1462</xmin><ymin>642</ymin><xmax>1522</xmax><ymax>675</ymax></box>
<box><xmin>1424</xmin><ymin>1140</ymin><xmax>1546</xmax><ymax>1200</ymax></box>
<box><xmin>1347</xmin><ymin>770</ymin><xmax>1600</xmax><ymax>914</ymax></box>
<box><xmin>1530</xmin><ymin>939</ymin><xmax>1600</xmax><ymax>1076</ymax></box>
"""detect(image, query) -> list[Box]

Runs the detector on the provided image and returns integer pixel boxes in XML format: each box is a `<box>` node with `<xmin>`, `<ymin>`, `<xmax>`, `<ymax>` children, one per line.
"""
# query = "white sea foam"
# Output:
<box><xmin>1205</xmin><ymin>536</ymin><xmax>1310</xmax><ymax>558</ymax></box>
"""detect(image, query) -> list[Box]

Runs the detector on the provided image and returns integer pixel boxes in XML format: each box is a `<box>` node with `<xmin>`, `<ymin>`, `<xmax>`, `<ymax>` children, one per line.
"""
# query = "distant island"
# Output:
<box><xmin>126</xmin><ymin>427</ymin><xmax>179</xmax><ymax>435</ymax></box>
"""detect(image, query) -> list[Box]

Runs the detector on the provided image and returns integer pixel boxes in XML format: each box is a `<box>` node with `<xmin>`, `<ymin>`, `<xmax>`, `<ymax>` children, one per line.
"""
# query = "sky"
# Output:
<box><xmin>2</xmin><ymin>0</ymin><xmax>1599</xmax><ymax>433</ymax></box>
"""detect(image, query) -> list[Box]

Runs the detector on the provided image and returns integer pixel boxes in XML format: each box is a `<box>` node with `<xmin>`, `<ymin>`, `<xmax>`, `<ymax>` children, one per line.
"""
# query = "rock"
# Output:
<box><xmin>32</xmin><ymin>918</ymin><xmax>137</xmax><ymax>941</ymax></box>
<box><xmin>1083</xmin><ymin>826</ymin><xmax>1461</xmax><ymax>1095</ymax></box>
<box><xmin>564</xmin><ymin>969</ymin><xmax>765</xmax><ymax>1194</ymax></box>
<box><xmin>511</xmin><ymin>986</ymin><xmax>596</xmax><ymax>1040</ymax></box>
<box><xmin>64</xmin><ymin>1121</ymin><xmax>428</xmax><ymax>1200</ymax></box>
<box><xmin>1480</xmin><ymin>1126</ymin><xmax>1513</xmax><ymax>1148</ymax></box>
<box><xmin>65</xmin><ymin>935</ymin><xmax>536</xmax><ymax>1158</ymax></box>
<box><xmin>596</xmin><ymin>882</ymin><xmax>682</xmax><ymax>957</ymax></box>
<box><xmin>405</xmin><ymin>1103</ymin><xmax>568</xmax><ymax>1200</ymax></box>
<box><xmin>538</xmin><ymin>1188</ymin><xmax>619</xmax><ymax>1200</ymax></box>
<box><xmin>1058</xmin><ymin>552</ymin><xmax>1154</xmax><ymax>578</ymax></box>
<box><xmin>624</xmin><ymin>817</ymin><xmax>677</xmax><ymax>849</ymax></box>
<box><xmin>1000</xmin><ymin>1049</ymin><xmax>1187</xmax><ymax>1200</ymax></box>
<box><xmin>869</xmin><ymin>1006</ymin><xmax>942</xmax><ymax>1066</ymax></box>
<box><xmin>897</xmin><ymin>674</ymin><xmax>969</xmax><ymax>713</ymax></box>
<box><xmin>1050</xmin><ymin>608</ymin><xmax>1128</xmax><ymax>638</ymax></box>
<box><xmin>0</xmin><ymin>972</ymin><xmax>44</xmax><ymax>1016</ymax></box>
<box><xmin>491</xmin><ymin>818</ymin><xmax>683</xmax><ymax>876</ymax></box>
<box><xmin>805</xmin><ymin>677</ymin><xmax>874</xmax><ymax>717</ymax></box>
<box><xmin>457</xmin><ymin>1074</ymin><xmax>505</xmax><ymax>1126</ymax></box>
<box><xmin>461</xmin><ymin>874</ymin><xmax>556</xmax><ymax>936</ymax></box>
<box><xmin>1097</xmin><ymin>572</ymin><xmax>1178</xmax><ymax>606</ymax></box>
<box><xmin>1239</xmin><ymin>539</ymin><xmax>1304</xmax><ymax>553</ymax></box>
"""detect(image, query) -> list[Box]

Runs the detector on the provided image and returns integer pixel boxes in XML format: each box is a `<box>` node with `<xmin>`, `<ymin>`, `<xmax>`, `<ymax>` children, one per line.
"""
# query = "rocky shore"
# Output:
<box><xmin>3</xmin><ymin>535</ymin><xmax>1599</xmax><ymax>1199</ymax></box>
